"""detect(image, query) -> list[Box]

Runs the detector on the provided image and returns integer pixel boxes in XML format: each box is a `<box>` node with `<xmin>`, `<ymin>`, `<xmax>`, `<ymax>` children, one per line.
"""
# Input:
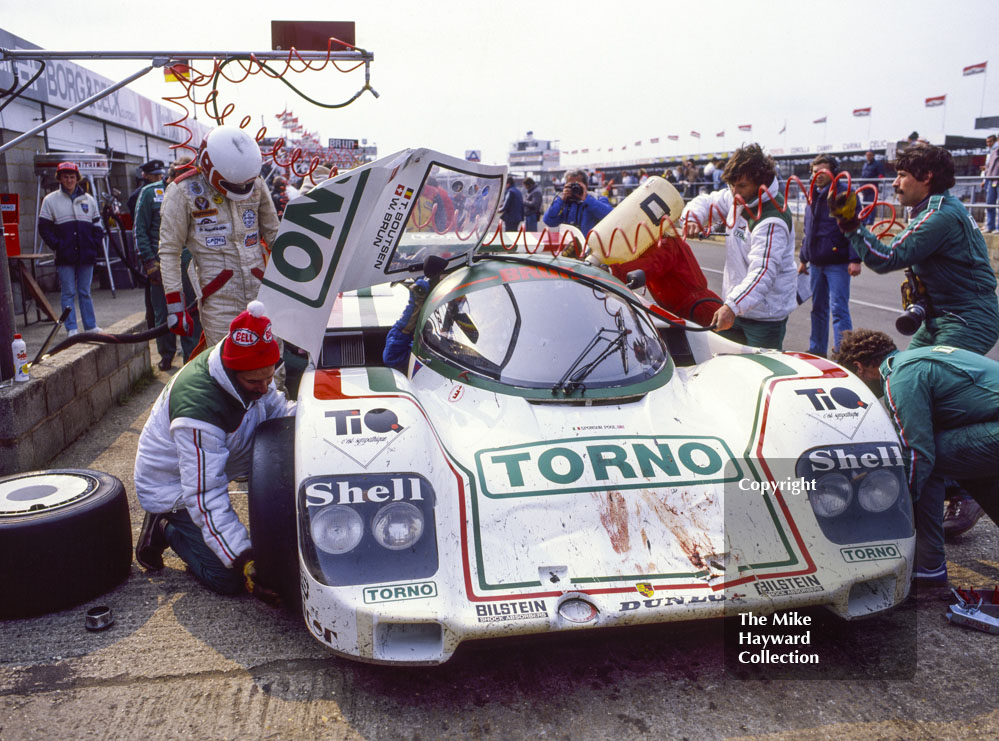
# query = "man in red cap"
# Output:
<box><xmin>37</xmin><ymin>161</ymin><xmax>104</xmax><ymax>336</ymax></box>
<box><xmin>133</xmin><ymin>301</ymin><xmax>295</xmax><ymax>597</ymax></box>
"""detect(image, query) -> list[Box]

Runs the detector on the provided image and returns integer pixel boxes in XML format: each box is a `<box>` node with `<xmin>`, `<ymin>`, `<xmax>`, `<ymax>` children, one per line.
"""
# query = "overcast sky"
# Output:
<box><xmin>3</xmin><ymin>0</ymin><xmax>996</xmax><ymax>166</ymax></box>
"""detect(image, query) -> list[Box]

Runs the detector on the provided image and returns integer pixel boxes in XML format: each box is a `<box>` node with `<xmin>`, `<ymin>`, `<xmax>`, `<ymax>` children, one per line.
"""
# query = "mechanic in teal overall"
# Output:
<box><xmin>383</xmin><ymin>256</ymin><xmax>449</xmax><ymax>370</ymax></box>
<box><xmin>830</xmin><ymin>144</ymin><xmax>999</xmax><ymax>355</ymax></box>
<box><xmin>133</xmin><ymin>157</ymin><xmax>201</xmax><ymax>370</ymax></box>
<box><xmin>835</xmin><ymin>329</ymin><xmax>999</xmax><ymax>586</ymax></box>
<box><xmin>134</xmin><ymin>301</ymin><xmax>294</xmax><ymax>601</ymax></box>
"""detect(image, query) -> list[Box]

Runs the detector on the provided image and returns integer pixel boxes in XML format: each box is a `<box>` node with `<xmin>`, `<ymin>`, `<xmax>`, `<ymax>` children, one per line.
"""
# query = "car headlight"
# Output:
<box><xmin>310</xmin><ymin>505</ymin><xmax>364</xmax><ymax>554</ymax></box>
<box><xmin>810</xmin><ymin>472</ymin><xmax>853</xmax><ymax>518</ymax></box>
<box><xmin>857</xmin><ymin>469</ymin><xmax>900</xmax><ymax>513</ymax></box>
<box><xmin>372</xmin><ymin>502</ymin><xmax>425</xmax><ymax>550</ymax></box>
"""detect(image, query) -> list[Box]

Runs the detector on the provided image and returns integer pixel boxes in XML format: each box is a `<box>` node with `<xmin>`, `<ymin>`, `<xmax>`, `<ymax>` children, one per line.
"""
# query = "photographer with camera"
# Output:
<box><xmin>829</xmin><ymin>144</ymin><xmax>999</xmax><ymax>356</ymax></box>
<box><xmin>835</xmin><ymin>329</ymin><xmax>999</xmax><ymax>591</ymax></box>
<box><xmin>543</xmin><ymin>169</ymin><xmax>613</xmax><ymax>235</ymax></box>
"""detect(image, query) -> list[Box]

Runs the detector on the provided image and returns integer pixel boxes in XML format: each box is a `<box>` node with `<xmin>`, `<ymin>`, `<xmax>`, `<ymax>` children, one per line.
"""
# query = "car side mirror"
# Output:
<box><xmin>626</xmin><ymin>270</ymin><xmax>646</xmax><ymax>290</ymax></box>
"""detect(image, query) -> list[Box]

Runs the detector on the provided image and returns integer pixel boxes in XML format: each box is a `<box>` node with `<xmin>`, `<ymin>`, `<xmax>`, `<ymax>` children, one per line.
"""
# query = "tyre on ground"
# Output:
<box><xmin>0</xmin><ymin>469</ymin><xmax>132</xmax><ymax>619</ymax></box>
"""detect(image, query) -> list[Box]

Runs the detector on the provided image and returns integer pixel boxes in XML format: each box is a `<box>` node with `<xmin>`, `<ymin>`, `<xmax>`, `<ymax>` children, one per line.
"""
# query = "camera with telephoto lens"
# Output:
<box><xmin>896</xmin><ymin>302</ymin><xmax>927</xmax><ymax>335</ymax></box>
<box><xmin>565</xmin><ymin>181</ymin><xmax>585</xmax><ymax>202</ymax></box>
<box><xmin>895</xmin><ymin>268</ymin><xmax>929</xmax><ymax>336</ymax></box>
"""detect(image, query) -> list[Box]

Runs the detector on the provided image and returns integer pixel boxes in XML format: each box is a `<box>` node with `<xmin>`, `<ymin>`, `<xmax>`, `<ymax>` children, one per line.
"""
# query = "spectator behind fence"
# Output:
<box><xmin>982</xmin><ymin>133</ymin><xmax>999</xmax><ymax>234</ymax></box>
<box><xmin>499</xmin><ymin>176</ymin><xmax>525</xmax><ymax>232</ymax></box>
<box><xmin>711</xmin><ymin>159</ymin><xmax>725</xmax><ymax>192</ymax></box>
<box><xmin>860</xmin><ymin>150</ymin><xmax>886</xmax><ymax>225</ymax></box>
<box><xmin>798</xmin><ymin>155</ymin><xmax>862</xmax><ymax>357</ymax></box>
<box><xmin>522</xmin><ymin>177</ymin><xmax>542</xmax><ymax>232</ymax></box>
<box><xmin>829</xmin><ymin>143</ymin><xmax>999</xmax><ymax>356</ymax></box>
<box><xmin>682</xmin><ymin>159</ymin><xmax>700</xmax><ymax>198</ymax></box>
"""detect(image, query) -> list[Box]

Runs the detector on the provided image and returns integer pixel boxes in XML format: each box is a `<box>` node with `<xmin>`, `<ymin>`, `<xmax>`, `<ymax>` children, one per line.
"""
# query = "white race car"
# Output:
<box><xmin>250</xmin><ymin>149</ymin><xmax>914</xmax><ymax>665</ymax></box>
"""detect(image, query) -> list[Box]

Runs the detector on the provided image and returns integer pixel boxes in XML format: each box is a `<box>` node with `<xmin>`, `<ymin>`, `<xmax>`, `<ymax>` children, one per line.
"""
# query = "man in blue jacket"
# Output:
<box><xmin>37</xmin><ymin>162</ymin><xmax>104</xmax><ymax>336</ymax></box>
<box><xmin>543</xmin><ymin>169</ymin><xmax>613</xmax><ymax>235</ymax></box>
<box><xmin>860</xmin><ymin>150</ymin><xmax>886</xmax><ymax>225</ymax></box>
<box><xmin>798</xmin><ymin>155</ymin><xmax>862</xmax><ymax>356</ymax></box>
<box><xmin>836</xmin><ymin>329</ymin><xmax>999</xmax><ymax>586</ymax></box>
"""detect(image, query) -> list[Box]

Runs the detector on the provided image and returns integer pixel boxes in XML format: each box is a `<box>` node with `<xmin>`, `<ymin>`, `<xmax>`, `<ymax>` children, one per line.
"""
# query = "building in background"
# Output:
<box><xmin>0</xmin><ymin>27</ymin><xmax>209</xmax><ymax>258</ymax></box>
<box><xmin>508</xmin><ymin>131</ymin><xmax>559</xmax><ymax>178</ymax></box>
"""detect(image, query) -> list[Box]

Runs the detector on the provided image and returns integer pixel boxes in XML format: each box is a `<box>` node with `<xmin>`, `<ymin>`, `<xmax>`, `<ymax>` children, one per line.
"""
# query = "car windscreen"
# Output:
<box><xmin>420</xmin><ymin>277</ymin><xmax>668</xmax><ymax>390</ymax></box>
<box><xmin>385</xmin><ymin>163</ymin><xmax>503</xmax><ymax>274</ymax></box>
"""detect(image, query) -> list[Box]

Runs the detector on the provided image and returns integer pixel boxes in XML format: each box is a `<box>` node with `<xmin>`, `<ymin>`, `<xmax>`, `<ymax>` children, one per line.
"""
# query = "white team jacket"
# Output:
<box><xmin>133</xmin><ymin>343</ymin><xmax>295</xmax><ymax>566</ymax></box>
<box><xmin>681</xmin><ymin>178</ymin><xmax>798</xmax><ymax>321</ymax></box>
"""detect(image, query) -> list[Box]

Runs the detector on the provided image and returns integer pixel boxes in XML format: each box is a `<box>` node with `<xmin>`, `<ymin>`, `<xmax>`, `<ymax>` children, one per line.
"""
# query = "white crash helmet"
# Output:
<box><xmin>198</xmin><ymin>126</ymin><xmax>263</xmax><ymax>201</ymax></box>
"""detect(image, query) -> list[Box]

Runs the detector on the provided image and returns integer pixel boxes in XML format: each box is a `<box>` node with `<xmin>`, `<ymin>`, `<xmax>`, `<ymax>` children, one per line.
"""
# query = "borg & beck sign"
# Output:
<box><xmin>475</xmin><ymin>436</ymin><xmax>740</xmax><ymax>497</ymax></box>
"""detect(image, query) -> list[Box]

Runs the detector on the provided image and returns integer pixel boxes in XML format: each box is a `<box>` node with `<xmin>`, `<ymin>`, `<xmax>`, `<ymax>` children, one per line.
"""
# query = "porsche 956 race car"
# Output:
<box><xmin>251</xmin><ymin>149</ymin><xmax>915</xmax><ymax>665</ymax></box>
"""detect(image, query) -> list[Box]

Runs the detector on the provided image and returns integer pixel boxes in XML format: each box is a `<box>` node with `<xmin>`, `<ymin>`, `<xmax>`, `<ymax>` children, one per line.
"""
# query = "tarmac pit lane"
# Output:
<box><xmin>3</xmin><ymin>335</ymin><xmax>999</xmax><ymax>739</ymax></box>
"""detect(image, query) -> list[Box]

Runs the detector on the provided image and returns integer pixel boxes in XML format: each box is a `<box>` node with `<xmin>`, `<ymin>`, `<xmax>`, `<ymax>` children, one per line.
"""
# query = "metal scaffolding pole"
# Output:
<box><xmin>0</xmin><ymin>49</ymin><xmax>373</xmax><ymax>62</ymax></box>
<box><xmin>0</xmin><ymin>65</ymin><xmax>154</xmax><ymax>155</ymax></box>
<box><xmin>0</xmin><ymin>48</ymin><xmax>376</xmax><ymax>156</ymax></box>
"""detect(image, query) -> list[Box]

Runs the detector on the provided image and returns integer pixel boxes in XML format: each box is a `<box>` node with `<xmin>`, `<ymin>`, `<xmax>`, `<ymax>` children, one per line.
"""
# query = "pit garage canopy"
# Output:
<box><xmin>258</xmin><ymin>148</ymin><xmax>506</xmax><ymax>359</ymax></box>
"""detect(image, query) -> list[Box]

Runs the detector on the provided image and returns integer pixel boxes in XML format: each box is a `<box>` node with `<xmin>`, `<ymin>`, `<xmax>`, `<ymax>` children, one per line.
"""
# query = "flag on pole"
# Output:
<box><xmin>667</xmin><ymin>135</ymin><xmax>679</xmax><ymax>141</ymax></box>
<box><xmin>738</xmin><ymin>124</ymin><xmax>752</xmax><ymax>132</ymax></box>
<box><xmin>925</xmin><ymin>95</ymin><xmax>946</xmax><ymax>107</ymax></box>
<box><xmin>853</xmin><ymin>107</ymin><xmax>872</xmax><ymax>117</ymax></box>
<box><xmin>164</xmin><ymin>61</ymin><xmax>192</xmax><ymax>82</ymax></box>
<box><xmin>963</xmin><ymin>61</ymin><xmax>987</xmax><ymax>76</ymax></box>
<box><xmin>813</xmin><ymin>116</ymin><xmax>827</xmax><ymax>124</ymax></box>
<box><xmin>650</xmin><ymin>137</ymin><xmax>660</xmax><ymax>144</ymax></box>
<box><xmin>716</xmin><ymin>131</ymin><xmax>725</xmax><ymax>138</ymax></box>
<box><xmin>690</xmin><ymin>131</ymin><xmax>701</xmax><ymax>138</ymax></box>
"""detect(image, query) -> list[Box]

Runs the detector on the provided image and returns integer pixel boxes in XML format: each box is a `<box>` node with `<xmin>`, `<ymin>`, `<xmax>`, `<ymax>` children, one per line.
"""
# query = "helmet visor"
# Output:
<box><xmin>221</xmin><ymin>178</ymin><xmax>255</xmax><ymax>196</ymax></box>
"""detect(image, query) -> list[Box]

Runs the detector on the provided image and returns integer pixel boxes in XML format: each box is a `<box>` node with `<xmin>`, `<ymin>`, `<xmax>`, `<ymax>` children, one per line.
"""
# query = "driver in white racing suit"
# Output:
<box><xmin>159</xmin><ymin>126</ymin><xmax>280</xmax><ymax>346</ymax></box>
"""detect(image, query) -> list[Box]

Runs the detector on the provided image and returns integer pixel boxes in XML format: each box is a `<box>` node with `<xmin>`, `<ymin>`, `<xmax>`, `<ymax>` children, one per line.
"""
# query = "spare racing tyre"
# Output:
<box><xmin>248</xmin><ymin>416</ymin><xmax>300</xmax><ymax>611</ymax></box>
<box><xmin>0</xmin><ymin>469</ymin><xmax>131</xmax><ymax>619</ymax></box>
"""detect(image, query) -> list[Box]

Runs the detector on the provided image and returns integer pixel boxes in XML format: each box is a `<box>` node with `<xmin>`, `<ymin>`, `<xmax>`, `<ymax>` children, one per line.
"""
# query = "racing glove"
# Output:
<box><xmin>143</xmin><ymin>259</ymin><xmax>162</xmax><ymax>286</ymax></box>
<box><xmin>828</xmin><ymin>188</ymin><xmax>861</xmax><ymax>233</ymax></box>
<box><xmin>165</xmin><ymin>291</ymin><xmax>195</xmax><ymax>337</ymax></box>
<box><xmin>233</xmin><ymin>550</ymin><xmax>282</xmax><ymax>607</ymax></box>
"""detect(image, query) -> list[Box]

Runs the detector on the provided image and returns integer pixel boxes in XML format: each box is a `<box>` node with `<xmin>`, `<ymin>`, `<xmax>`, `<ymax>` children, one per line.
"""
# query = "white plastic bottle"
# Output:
<box><xmin>12</xmin><ymin>334</ymin><xmax>29</xmax><ymax>382</ymax></box>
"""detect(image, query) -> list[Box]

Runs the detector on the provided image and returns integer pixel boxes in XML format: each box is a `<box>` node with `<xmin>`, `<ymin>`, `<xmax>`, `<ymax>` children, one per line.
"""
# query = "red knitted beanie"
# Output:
<box><xmin>221</xmin><ymin>301</ymin><xmax>280</xmax><ymax>371</ymax></box>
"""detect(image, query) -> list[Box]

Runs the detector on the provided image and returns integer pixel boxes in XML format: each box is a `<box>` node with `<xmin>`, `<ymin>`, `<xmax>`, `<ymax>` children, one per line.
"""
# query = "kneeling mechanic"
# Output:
<box><xmin>134</xmin><ymin>301</ymin><xmax>295</xmax><ymax>600</ymax></box>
